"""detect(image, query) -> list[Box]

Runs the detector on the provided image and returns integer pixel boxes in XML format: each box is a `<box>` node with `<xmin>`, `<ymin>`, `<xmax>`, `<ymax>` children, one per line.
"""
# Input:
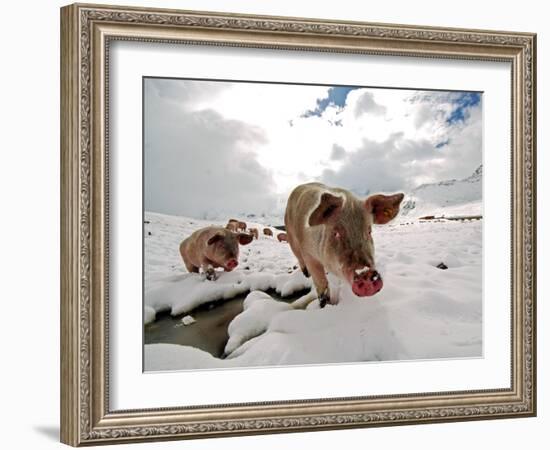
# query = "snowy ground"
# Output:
<box><xmin>144</xmin><ymin>211</ymin><xmax>482</xmax><ymax>371</ymax></box>
<box><xmin>144</xmin><ymin>212</ymin><xmax>310</xmax><ymax>324</ymax></box>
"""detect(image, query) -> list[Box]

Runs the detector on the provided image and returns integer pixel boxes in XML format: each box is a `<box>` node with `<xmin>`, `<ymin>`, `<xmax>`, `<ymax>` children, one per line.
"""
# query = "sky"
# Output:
<box><xmin>144</xmin><ymin>78</ymin><xmax>482</xmax><ymax>219</ymax></box>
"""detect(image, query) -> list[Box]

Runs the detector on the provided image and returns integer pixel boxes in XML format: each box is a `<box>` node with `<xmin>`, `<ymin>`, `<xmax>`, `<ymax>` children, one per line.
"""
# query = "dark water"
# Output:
<box><xmin>144</xmin><ymin>289</ymin><xmax>308</xmax><ymax>358</ymax></box>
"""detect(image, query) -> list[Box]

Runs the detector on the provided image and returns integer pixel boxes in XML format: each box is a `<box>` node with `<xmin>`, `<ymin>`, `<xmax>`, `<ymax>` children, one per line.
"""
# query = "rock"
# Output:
<box><xmin>436</xmin><ymin>262</ymin><xmax>448</xmax><ymax>270</ymax></box>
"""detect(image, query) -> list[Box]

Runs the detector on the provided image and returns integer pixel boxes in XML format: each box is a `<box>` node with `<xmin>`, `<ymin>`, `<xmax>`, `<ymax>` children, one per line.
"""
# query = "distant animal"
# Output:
<box><xmin>248</xmin><ymin>228</ymin><xmax>259</xmax><ymax>239</ymax></box>
<box><xmin>263</xmin><ymin>228</ymin><xmax>273</xmax><ymax>237</ymax></box>
<box><xmin>226</xmin><ymin>219</ymin><xmax>247</xmax><ymax>232</ymax></box>
<box><xmin>179</xmin><ymin>226</ymin><xmax>253</xmax><ymax>281</ymax></box>
<box><xmin>277</xmin><ymin>232</ymin><xmax>288</xmax><ymax>242</ymax></box>
<box><xmin>225</xmin><ymin>219</ymin><xmax>240</xmax><ymax>232</ymax></box>
<box><xmin>285</xmin><ymin>182</ymin><xmax>404</xmax><ymax>308</ymax></box>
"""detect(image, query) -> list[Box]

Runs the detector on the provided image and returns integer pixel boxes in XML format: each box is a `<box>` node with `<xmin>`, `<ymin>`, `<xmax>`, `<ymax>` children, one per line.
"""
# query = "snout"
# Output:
<box><xmin>225</xmin><ymin>259</ymin><xmax>239</xmax><ymax>271</ymax></box>
<box><xmin>351</xmin><ymin>269</ymin><xmax>383</xmax><ymax>297</ymax></box>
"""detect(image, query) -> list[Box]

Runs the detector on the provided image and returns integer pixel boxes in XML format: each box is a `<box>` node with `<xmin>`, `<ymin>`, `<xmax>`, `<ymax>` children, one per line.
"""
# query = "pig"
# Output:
<box><xmin>179</xmin><ymin>226</ymin><xmax>253</xmax><ymax>281</ymax></box>
<box><xmin>226</xmin><ymin>219</ymin><xmax>247</xmax><ymax>232</ymax></box>
<box><xmin>248</xmin><ymin>228</ymin><xmax>259</xmax><ymax>240</ymax></box>
<box><xmin>277</xmin><ymin>232</ymin><xmax>288</xmax><ymax>242</ymax></box>
<box><xmin>226</xmin><ymin>221</ymin><xmax>240</xmax><ymax>232</ymax></box>
<box><xmin>284</xmin><ymin>182</ymin><xmax>404</xmax><ymax>308</ymax></box>
<box><xmin>263</xmin><ymin>228</ymin><xmax>273</xmax><ymax>237</ymax></box>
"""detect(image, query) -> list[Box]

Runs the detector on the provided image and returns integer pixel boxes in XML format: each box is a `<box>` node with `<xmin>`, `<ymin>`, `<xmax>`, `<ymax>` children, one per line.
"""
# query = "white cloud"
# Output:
<box><xmin>144</xmin><ymin>79</ymin><xmax>278</xmax><ymax>219</ymax></box>
<box><xmin>316</xmin><ymin>88</ymin><xmax>482</xmax><ymax>194</ymax></box>
<box><xmin>330</xmin><ymin>144</ymin><xmax>347</xmax><ymax>161</ymax></box>
<box><xmin>144</xmin><ymin>78</ymin><xmax>482</xmax><ymax>217</ymax></box>
<box><xmin>354</xmin><ymin>91</ymin><xmax>387</xmax><ymax>117</ymax></box>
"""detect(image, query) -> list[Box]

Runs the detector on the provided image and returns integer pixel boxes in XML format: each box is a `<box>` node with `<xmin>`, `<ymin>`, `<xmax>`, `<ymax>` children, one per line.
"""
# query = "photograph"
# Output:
<box><xmin>59</xmin><ymin>3</ymin><xmax>536</xmax><ymax>445</ymax></box>
<box><xmin>143</xmin><ymin>77</ymin><xmax>483</xmax><ymax>372</ymax></box>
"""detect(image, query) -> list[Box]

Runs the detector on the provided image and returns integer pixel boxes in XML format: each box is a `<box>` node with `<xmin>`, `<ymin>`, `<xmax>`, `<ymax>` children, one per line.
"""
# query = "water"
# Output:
<box><xmin>144</xmin><ymin>289</ymin><xmax>308</xmax><ymax>358</ymax></box>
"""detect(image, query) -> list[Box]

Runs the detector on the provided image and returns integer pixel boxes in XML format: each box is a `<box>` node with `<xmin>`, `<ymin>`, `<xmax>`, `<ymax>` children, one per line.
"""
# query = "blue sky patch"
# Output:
<box><xmin>446</xmin><ymin>92</ymin><xmax>481</xmax><ymax>124</ymax></box>
<box><xmin>435</xmin><ymin>139</ymin><xmax>450</xmax><ymax>149</ymax></box>
<box><xmin>302</xmin><ymin>86</ymin><xmax>360</xmax><ymax>118</ymax></box>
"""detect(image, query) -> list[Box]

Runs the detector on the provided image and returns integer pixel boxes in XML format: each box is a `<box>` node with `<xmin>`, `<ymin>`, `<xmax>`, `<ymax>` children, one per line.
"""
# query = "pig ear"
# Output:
<box><xmin>207</xmin><ymin>233</ymin><xmax>224</xmax><ymax>245</ymax></box>
<box><xmin>308</xmin><ymin>192</ymin><xmax>344</xmax><ymax>227</ymax></box>
<box><xmin>366</xmin><ymin>193</ymin><xmax>404</xmax><ymax>224</ymax></box>
<box><xmin>238</xmin><ymin>233</ymin><xmax>253</xmax><ymax>246</ymax></box>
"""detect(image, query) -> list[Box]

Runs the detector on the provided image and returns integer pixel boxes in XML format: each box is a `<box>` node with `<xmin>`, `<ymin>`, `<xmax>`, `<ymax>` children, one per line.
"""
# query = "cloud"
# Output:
<box><xmin>318</xmin><ymin>90</ymin><xmax>482</xmax><ymax>194</ymax></box>
<box><xmin>149</xmin><ymin>77</ymin><xmax>227</xmax><ymax>104</ymax></box>
<box><xmin>413</xmin><ymin>103</ymin><xmax>434</xmax><ymax>129</ymax></box>
<box><xmin>407</xmin><ymin>90</ymin><xmax>481</xmax><ymax>127</ymax></box>
<box><xmin>353</xmin><ymin>91</ymin><xmax>387</xmax><ymax>117</ymax></box>
<box><xmin>144</xmin><ymin>79</ymin><xmax>482</xmax><ymax>218</ymax></box>
<box><xmin>330</xmin><ymin>144</ymin><xmax>347</xmax><ymax>161</ymax></box>
<box><xmin>144</xmin><ymin>79</ymin><xmax>278</xmax><ymax>219</ymax></box>
<box><xmin>321</xmin><ymin>138</ymin><xmax>405</xmax><ymax>196</ymax></box>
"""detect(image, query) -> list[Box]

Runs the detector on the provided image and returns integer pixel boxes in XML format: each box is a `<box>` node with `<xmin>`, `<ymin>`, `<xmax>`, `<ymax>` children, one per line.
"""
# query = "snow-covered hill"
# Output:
<box><xmin>400</xmin><ymin>165</ymin><xmax>482</xmax><ymax>219</ymax></box>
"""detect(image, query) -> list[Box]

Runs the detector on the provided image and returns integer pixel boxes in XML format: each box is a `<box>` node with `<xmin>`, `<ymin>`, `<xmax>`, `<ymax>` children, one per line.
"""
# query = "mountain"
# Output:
<box><xmin>400</xmin><ymin>165</ymin><xmax>482</xmax><ymax>219</ymax></box>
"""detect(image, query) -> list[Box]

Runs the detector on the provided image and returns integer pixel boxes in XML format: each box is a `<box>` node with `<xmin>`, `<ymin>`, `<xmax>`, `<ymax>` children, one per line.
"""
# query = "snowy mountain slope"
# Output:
<box><xmin>400</xmin><ymin>165</ymin><xmax>482</xmax><ymax>219</ymax></box>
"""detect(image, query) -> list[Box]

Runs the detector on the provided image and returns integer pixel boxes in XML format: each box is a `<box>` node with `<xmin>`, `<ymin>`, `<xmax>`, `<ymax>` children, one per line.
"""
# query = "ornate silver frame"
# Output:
<box><xmin>60</xmin><ymin>3</ymin><xmax>536</xmax><ymax>446</ymax></box>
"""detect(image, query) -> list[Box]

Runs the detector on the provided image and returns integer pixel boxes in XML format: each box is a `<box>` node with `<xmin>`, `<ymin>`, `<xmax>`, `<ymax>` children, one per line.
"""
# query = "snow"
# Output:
<box><xmin>145</xmin><ymin>344</ymin><xmax>222</xmax><ymax>371</ymax></box>
<box><xmin>144</xmin><ymin>305</ymin><xmax>156</xmax><ymax>325</ymax></box>
<box><xmin>144</xmin><ymin>211</ymin><xmax>482</xmax><ymax>370</ymax></box>
<box><xmin>400</xmin><ymin>165</ymin><xmax>482</xmax><ymax>219</ymax></box>
<box><xmin>144</xmin><ymin>166</ymin><xmax>483</xmax><ymax>370</ymax></box>
<box><xmin>181</xmin><ymin>315</ymin><xmax>196</xmax><ymax>326</ymax></box>
<box><xmin>225</xmin><ymin>291</ymin><xmax>293</xmax><ymax>355</ymax></box>
<box><xmin>144</xmin><ymin>212</ymin><xmax>310</xmax><ymax>324</ymax></box>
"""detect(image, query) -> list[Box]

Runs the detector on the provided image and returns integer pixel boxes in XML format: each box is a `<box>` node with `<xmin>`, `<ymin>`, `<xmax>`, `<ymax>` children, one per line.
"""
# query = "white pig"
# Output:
<box><xmin>285</xmin><ymin>182</ymin><xmax>404</xmax><ymax>307</ymax></box>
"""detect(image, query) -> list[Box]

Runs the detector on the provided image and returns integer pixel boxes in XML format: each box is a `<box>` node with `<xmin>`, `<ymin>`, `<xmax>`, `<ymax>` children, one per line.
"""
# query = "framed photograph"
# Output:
<box><xmin>60</xmin><ymin>3</ymin><xmax>536</xmax><ymax>446</ymax></box>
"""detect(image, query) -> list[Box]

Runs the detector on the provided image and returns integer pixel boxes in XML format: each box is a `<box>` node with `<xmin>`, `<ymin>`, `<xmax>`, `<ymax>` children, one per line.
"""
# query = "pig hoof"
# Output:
<box><xmin>301</xmin><ymin>266</ymin><xmax>310</xmax><ymax>278</ymax></box>
<box><xmin>319</xmin><ymin>292</ymin><xmax>330</xmax><ymax>308</ymax></box>
<box><xmin>206</xmin><ymin>270</ymin><xmax>217</xmax><ymax>281</ymax></box>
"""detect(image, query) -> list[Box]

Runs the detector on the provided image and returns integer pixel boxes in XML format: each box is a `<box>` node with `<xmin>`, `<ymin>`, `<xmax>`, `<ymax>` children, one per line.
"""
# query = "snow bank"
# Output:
<box><xmin>144</xmin><ymin>344</ymin><xmax>223</xmax><ymax>371</ymax></box>
<box><xmin>225</xmin><ymin>291</ymin><xmax>293</xmax><ymax>355</ymax></box>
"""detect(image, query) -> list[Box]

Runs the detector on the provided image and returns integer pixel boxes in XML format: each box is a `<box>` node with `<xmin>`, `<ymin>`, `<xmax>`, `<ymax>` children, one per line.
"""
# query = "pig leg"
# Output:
<box><xmin>200</xmin><ymin>261</ymin><xmax>218</xmax><ymax>281</ymax></box>
<box><xmin>205</xmin><ymin>266</ymin><xmax>217</xmax><ymax>281</ymax></box>
<box><xmin>180</xmin><ymin>243</ymin><xmax>198</xmax><ymax>274</ymax></box>
<box><xmin>303</xmin><ymin>255</ymin><xmax>330</xmax><ymax>308</ymax></box>
<box><xmin>287</xmin><ymin>234</ymin><xmax>310</xmax><ymax>278</ymax></box>
<box><xmin>184</xmin><ymin>261</ymin><xmax>199</xmax><ymax>274</ymax></box>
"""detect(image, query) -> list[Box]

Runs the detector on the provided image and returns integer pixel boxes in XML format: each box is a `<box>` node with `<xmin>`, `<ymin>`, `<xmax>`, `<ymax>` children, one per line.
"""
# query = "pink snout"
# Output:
<box><xmin>225</xmin><ymin>259</ymin><xmax>239</xmax><ymax>271</ymax></box>
<box><xmin>352</xmin><ymin>270</ymin><xmax>383</xmax><ymax>297</ymax></box>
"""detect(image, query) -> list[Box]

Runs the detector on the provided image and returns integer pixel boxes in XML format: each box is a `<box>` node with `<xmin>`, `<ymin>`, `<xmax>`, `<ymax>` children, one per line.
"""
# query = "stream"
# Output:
<box><xmin>144</xmin><ymin>289</ymin><xmax>309</xmax><ymax>358</ymax></box>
